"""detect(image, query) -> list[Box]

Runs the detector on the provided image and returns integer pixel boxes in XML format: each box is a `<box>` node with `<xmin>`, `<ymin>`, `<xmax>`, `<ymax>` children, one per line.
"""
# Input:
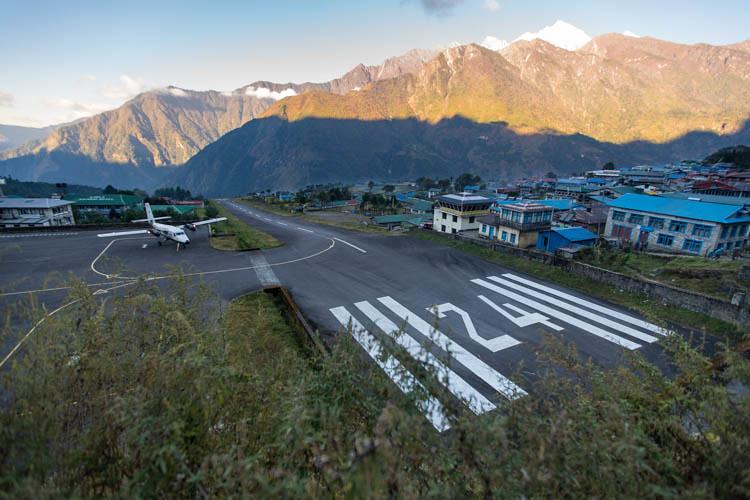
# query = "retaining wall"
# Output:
<box><xmin>445</xmin><ymin>231</ymin><xmax>750</xmax><ymax>329</ymax></box>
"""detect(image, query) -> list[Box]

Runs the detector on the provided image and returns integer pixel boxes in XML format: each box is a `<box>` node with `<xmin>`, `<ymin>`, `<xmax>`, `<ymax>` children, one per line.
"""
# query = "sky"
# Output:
<box><xmin>1</xmin><ymin>0</ymin><xmax>749</xmax><ymax>127</ymax></box>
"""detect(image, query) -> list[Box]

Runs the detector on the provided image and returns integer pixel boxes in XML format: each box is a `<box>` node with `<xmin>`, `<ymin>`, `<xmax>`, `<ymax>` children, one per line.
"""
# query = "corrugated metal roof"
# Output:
<box><xmin>0</xmin><ymin>197</ymin><xmax>73</xmax><ymax>209</ymax></box>
<box><xmin>552</xmin><ymin>227</ymin><xmax>598</xmax><ymax>242</ymax></box>
<box><xmin>66</xmin><ymin>194</ymin><xmax>143</xmax><ymax>206</ymax></box>
<box><xmin>537</xmin><ymin>199</ymin><xmax>581</xmax><ymax>210</ymax></box>
<box><xmin>608</xmin><ymin>194</ymin><xmax>750</xmax><ymax>223</ymax></box>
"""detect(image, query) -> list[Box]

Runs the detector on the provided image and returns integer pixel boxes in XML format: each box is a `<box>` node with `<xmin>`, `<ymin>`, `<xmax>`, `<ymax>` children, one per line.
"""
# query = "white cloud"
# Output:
<box><xmin>483</xmin><ymin>0</ymin><xmax>500</xmax><ymax>11</ymax></box>
<box><xmin>81</xmin><ymin>75</ymin><xmax>97</xmax><ymax>83</ymax></box>
<box><xmin>480</xmin><ymin>35</ymin><xmax>508</xmax><ymax>51</ymax></box>
<box><xmin>167</xmin><ymin>87</ymin><xmax>188</xmax><ymax>97</ymax></box>
<box><xmin>244</xmin><ymin>86</ymin><xmax>297</xmax><ymax>100</ymax></box>
<box><xmin>623</xmin><ymin>30</ymin><xmax>641</xmax><ymax>38</ymax></box>
<box><xmin>100</xmin><ymin>74</ymin><xmax>150</xmax><ymax>100</ymax></box>
<box><xmin>514</xmin><ymin>20</ymin><xmax>591</xmax><ymax>51</ymax></box>
<box><xmin>46</xmin><ymin>98</ymin><xmax>108</xmax><ymax>120</ymax></box>
<box><xmin>0</xmin><ymin>91</ymin><xmax>13</xmax><ymax>107</ymax></box>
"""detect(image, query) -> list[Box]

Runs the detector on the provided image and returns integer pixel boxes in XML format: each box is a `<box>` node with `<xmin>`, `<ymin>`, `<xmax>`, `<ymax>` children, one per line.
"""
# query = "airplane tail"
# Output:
<box><xmin>145</xmin><ymin>202</ymin><xmax>154</xmax><ymax>224</ymax></box>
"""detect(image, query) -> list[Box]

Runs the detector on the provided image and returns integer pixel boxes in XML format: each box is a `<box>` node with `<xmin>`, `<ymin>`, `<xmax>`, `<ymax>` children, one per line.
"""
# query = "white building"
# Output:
<box><xmin>0</xmin><ymin>198</ymin><xmax>76</xmax><ymax>228</ymax></box>
<box><xmin>432</xmin><ymin>193</ymin><xmax>492</xmax><ymax>234</ymax></box>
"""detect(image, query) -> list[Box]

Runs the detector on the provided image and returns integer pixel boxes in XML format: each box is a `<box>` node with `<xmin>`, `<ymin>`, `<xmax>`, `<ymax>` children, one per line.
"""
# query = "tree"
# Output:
<box><xmin>454</xmin><ymin>173</ymin><xmax>482</xmax><ymax>192</ymax></box>
<box><xmin>383</xmin><ymin>185</ymin><xmax>395</xmax><ymax>193</ymax></box>
<box><xmin>103</xmin><ymin>185</ymin><xmax>118</xmax><ymax>194</ymax></box>
<box><xmin>545</xmin><ymin>171</ymin><xmax>558</xmax><ymax>179</ymax></box>
<box><xmin>367</xmin><ymin>180</ymin><xmax>374</xmax><ymax>192</ymax></box>
<box><xmin>602</xmin><ymin>161</ymin><xmax>615</xmax><ymax>169</ymax></box>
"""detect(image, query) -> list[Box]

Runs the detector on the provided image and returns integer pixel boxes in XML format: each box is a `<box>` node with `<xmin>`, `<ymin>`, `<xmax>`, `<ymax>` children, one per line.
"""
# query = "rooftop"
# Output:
<box><xmin>549</xmin><ymin>227</ymin><xmax>598</xmax><ymax>242</ymax></box>
<box><xmin>608</xmin><ymin>193</ymin><xmax>750</xmax><ymax>224</ymax></box>
<box><xmin>65</xmin><ymin>194</ymin><xmax>143</xmax><ymax>206</ymax></box>
<box><xmin>0</xmin><ymin>197</ymin><xmax>73</xmax><ymax>209</ymax></box>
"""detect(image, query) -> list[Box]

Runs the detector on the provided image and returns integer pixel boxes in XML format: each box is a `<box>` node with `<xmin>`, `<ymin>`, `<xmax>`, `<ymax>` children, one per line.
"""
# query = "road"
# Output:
<box><xmin>0</xmin><ymin>200</ymin><xmax>674</xmax><ymax>430</ymax></box>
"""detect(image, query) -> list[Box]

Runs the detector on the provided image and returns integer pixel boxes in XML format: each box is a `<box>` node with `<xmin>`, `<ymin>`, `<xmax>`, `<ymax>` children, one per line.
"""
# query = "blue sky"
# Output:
<box><xmin>1</xmin><ymin>0</ymin><xmax>748</xmax><ymax>127</ymax></box>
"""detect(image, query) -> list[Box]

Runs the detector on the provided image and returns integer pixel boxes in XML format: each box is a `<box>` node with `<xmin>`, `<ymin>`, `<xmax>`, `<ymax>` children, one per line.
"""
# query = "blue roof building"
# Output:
<box><xmin>605</xmin><ymin>194</ymin><xmax>750</xmax><ymax>256</ymax></box>
<box><xmin>536</xmin><ymin>227</ymin><xmax>598</xmax><ymax>253</ymax></box>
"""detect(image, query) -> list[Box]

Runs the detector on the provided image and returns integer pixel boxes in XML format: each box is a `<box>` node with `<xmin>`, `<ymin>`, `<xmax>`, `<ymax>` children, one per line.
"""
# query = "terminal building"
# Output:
<box><xmin>0</xmin><ymin>197</ymin><xmax>76</xmax><ymax>227</ymax></box>
<box><xmin>432</xmin><ymin>193</ymin><xmax>492</xmax><ymax>234</ymax></box>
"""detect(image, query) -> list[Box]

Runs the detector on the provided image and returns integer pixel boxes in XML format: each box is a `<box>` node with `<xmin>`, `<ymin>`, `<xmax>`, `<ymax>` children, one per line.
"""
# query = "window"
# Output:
<box><xmin>442</xmin><ymin>212</ymin><xmax>447</xmax><ymax>220</ymax></box>
<box><xmin>469</xmin><ymin>216</ymin><xmax>475</xmax><ymax>224</ymax></box>
<box><xmin>441</xmin><ymin>225</ymin><xmax>446</xmax><ymax>232</ymax></box>
<box><xmin>452</xmin><ymin>215</ymin><xmax>458</xmax><ymax>223</ymax></box>
<box><xmin>669</xmin><ymin>220</ymin><xmax>687</xmax><ymax>233</ymax></box>
<box><xmin>510</xmin><ymin>233</ymin><xmax>516</xmax><ymax>244</ymax></box>
<box><xmin>482</xmin><ymin>224</ymin><xmax>487</xmax><ymax>233</ymax></box>
<box><xmin>736</xmin><ymin>241</ymin><xmax>744</xmax><ymax>249</ymax></box>
<box><xmin>612</xmin><ymin>210</ymin><xmax>626</xmax><ymax>222</ymax></box>
<box><xmin>648</xmin><ymin>217</ymin><xmax>665</xmax><ymax>229</ymax></box>
<box><xmin>721</xmin><ymin>226</ymin><xmax>729</xmax><ymax>239</ymax></box>
<box><xmin>692</xmin><ymin>224</ymin><xmax>712</xmax><ymax>238</ymax></box>
<box><xmin>501</xmin><ymin>231</ymin><xmax>508</xmax><ymax>241</ymax></box>
<box><xmin>656</xmin><ymin>234</ymin><xmax>674</xmax><ymax>246</ymax></box>
<box><xmin>739</xmin><ymin>225</ymin><xmax>748</xmax><ymax>237</ymax></box>
<box><xmin>611</xmin><ymin>224</ymin><xmax>631</xmax><ymax>240</ymax></box>
<box><xmin>717</xmin><ymin>243</ymin><xmax>724</xmax><ymax>250</ymax></box>
<box><xmin>682</xmin><ymin>239</ymin><xmax>702</xmax><ymax>253</ymax></box>
<box><xmin>628</xmin><ymin>214</ymin><xmax>644</xmax><ymax>225</ymax></box>
<box><xmin>730</xmin><ymin>225</ymin><xmax>738</xmax><ymax>237</ymax></box>
<box><xmin>451</xmin><ymin>228</ymin><xmax>457</xmax><ymax>234</ymax></box>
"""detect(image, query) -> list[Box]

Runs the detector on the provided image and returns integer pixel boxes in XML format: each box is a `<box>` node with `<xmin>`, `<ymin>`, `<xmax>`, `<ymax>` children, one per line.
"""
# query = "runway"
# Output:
<box><xmin>0</xmin><ymin>200</ymin><xmax>677</xmax><ymax>430</ymax></box>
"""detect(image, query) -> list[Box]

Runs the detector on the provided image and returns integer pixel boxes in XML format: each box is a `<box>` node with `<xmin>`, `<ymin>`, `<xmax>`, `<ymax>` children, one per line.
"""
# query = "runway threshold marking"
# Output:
<box><xmin>333</xmin><ymin>237</ymin><xmax>366</xmax><ymax>253</ymax></box>
<box><xmin>355</xmin><ymin>300</ymin><xmax>496</xmax><ymax>415</ymax></box>
<box><xmin>330</xmin><ymin>306</ymin><xmax>451</xmax><ymax>432</ymax></box>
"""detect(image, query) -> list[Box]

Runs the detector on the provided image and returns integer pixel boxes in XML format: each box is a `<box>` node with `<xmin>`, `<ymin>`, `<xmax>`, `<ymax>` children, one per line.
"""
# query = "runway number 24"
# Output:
<box><xmin>427</xmin><ymin>298</ymin><xmax>563</xmax><ymax>353</ymax></box>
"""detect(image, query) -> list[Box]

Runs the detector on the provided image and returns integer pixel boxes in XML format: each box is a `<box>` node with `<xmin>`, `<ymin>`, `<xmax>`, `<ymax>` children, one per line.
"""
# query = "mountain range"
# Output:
<box><xmin>2</xmin><ymin>22</ymin><xmax>750</xmax><ymax>194</ymax></box>
<box><xmin>0</xmin><ymin>124</ymin><xmax>59</xmax><ymax>152</ymax></box>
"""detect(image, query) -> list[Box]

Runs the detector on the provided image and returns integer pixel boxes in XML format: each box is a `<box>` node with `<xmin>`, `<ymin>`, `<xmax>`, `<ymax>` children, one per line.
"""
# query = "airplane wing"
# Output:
<box><xmin>97</xmin><ymin>229</ymin><xmax>152</xmax><ymax>238</ymax></box>
<box><xmin>182</xmin><ymin>217</ymin><xmax>227</xmax><ymax>229</ymax></box>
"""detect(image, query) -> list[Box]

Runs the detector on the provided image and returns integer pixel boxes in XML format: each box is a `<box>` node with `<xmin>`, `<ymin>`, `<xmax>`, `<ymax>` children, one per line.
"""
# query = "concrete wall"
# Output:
<box><xmin>433</xmin><ymin>208</ymin><xmax>484</xmax><ymax>234</ymax></box>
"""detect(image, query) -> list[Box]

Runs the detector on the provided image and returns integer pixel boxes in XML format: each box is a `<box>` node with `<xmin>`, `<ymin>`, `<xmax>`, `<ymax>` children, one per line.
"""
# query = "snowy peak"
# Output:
<box><xmin>514</xmin><ymin>20</ymin><xmax>591</xmax><ymax>51</ymax></box>
<box><xmin>480</xmin><ymin>35</ymin><xmax>509</xmax><ymax>52</ymax></box>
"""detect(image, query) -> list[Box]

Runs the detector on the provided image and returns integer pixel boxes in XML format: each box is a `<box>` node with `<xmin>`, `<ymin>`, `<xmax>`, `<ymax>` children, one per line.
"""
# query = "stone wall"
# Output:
<box><xmin>450</xmin><ymin>231</ymin><xmax>750</xmax><ymax>329</ymax></box>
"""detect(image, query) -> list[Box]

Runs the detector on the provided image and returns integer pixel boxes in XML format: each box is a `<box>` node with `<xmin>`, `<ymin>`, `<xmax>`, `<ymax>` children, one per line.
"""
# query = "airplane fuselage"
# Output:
<box><xmin>150</xmin><ymin>222</ymin><xmax>190</xmax><ymax>245</ymax></box>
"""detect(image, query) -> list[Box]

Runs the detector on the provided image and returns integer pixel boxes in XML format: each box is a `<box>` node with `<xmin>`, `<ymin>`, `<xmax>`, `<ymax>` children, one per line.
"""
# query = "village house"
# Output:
<box><xmin>605</xmin><ymin>193</ymin><xmax>750</xmax><ymax>256</ymax></box>
<box><xmin>478</xmin><ymin>202</ymin><xmax>552</xmax><ymax>247</ymax></box>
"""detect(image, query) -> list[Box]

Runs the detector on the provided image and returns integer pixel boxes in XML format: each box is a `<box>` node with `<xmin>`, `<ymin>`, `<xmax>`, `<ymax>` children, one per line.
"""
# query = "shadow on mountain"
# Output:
<box><xmin>0</xmin><ymin>151</ymin><xmax>175</xmax><ymax>191</ymax></box>
<box><xmin>169</xmin><ymin>115</ymin><xmax>750</xmax><ymax>197</ymax></box>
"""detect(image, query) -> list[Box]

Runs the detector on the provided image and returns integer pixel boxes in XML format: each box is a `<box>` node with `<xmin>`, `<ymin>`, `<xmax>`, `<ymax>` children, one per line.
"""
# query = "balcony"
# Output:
<box><xmin>498</xmin><ymin>219</ymin><xmax>551</xmax><ymax>231</ymax></box>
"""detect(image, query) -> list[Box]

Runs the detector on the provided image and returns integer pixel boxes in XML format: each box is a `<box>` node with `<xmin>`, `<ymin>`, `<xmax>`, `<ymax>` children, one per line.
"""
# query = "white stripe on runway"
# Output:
<box><xmin>334</xmin><ymin>237</ymin><xmax>366</xmax><ymax>253</ymax></box>
<box><xmin>502</xmin><ymin>273</ymin><xmax>670</xmax><ymax>336</ymax></box>
<box><xmin>297</xmin><ymin>227</ymin><xmax>314</xmax><ymax>233</ymax></box>
<box><xmin>378</xmin><ymin>296</ymin><xmax>527</xmax><ymax>400</ymax></box>
<box><xmin>486</xmin><ymin>276</ymin><xmax>658</xmax><ymax>344</ymax></box>
<box><xmin>330</xmin><ymin>306</ymin><xmax>451</xmax><ymax>432</ymax></box>
<box><xmin>471</xmin><ymin>279</ymin><xmax>641</xmax><ymax>350</ymax></box>
<box><xmin>355</xmin><ymin>300</ymin><xmax>496</xmax><ymax>415</ymax></box>
<box><xmin>277</xmin><ymin>222</ymin><xmax>288</xmax><ymax>226</ymax></box>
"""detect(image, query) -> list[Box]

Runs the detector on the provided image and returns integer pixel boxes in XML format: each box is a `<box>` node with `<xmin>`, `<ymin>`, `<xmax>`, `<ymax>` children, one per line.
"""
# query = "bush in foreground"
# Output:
<box><xmin>1</xmin><ymin>278</ymin><xmax>749</xmax><ymax>497</ymax></box>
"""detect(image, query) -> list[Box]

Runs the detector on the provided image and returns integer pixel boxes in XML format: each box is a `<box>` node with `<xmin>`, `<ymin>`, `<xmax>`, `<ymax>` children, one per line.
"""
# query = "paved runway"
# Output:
<box><xmin>0</xmin><ymin>200</ymin><xmax>677</xmax><ymax>430</ymax></box>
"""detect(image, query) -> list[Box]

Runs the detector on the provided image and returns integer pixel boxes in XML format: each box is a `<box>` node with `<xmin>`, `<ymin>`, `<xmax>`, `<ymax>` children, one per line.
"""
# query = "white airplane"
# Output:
<box><xmin>97</xmin><ymin>202</ymin><xmax>226</xmax><ymax>250</ymax></box>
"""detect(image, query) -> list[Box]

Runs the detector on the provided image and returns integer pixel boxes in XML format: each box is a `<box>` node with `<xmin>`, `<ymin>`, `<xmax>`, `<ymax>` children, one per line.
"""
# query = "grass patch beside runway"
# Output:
<box><xmin>2</xmin><ymin>279</ymin><xmax>750</xmax><ymax>496</ymax></box>
<box><xmin>206</xmin><ymin>200</ymin><xmax>281</xmax><ymax>251</ymax></box>
<box><xmin>411</xmin><ymin>231</ymin><xmax>749</xmax><ymax>342</ymax></box>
